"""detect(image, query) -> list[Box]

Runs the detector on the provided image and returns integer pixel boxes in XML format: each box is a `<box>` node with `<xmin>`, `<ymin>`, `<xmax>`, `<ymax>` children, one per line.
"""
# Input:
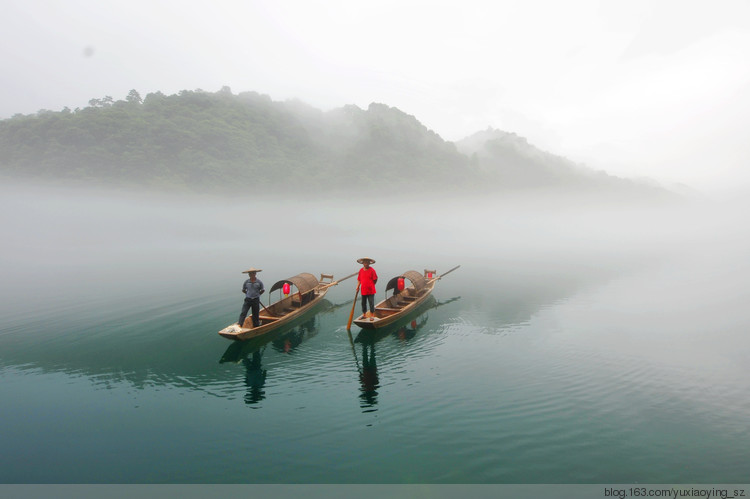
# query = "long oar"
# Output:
<box><xmin>346</xmin><ymin>281</ymin><xmax>361</xmax><ymax>331</ymax></box>
<box><xmin>427</xmin><ymin>265</ymin><xmax>461</xmax><ymax>285</ymax></box>
<box><xmin>260</xmin><ymin>300</ymin><xmax>275</xmax><ymax>317</ymax></box>
<box><xmin>318</xmin><ymin>271</ymin><xmax>358</xmax><ymax>291</ymax></box>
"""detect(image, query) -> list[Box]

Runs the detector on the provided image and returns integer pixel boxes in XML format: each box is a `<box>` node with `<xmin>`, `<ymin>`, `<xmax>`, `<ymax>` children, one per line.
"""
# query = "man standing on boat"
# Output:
<box><xmin>238</xmin><ymin>268</ymin><xmax>265</xmax><ymax>328</ymax></box>
<box><xmin>357</xmin><ymin>258</ymin><xmax>378</xmax><ymax>319</ymax></box>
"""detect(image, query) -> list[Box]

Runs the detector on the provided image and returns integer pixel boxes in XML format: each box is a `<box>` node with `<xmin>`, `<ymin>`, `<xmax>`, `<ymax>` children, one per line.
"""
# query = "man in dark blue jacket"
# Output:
<box><xmin>238</xmin><ymin>268</ymin><xmax>265</xmax><ymax>328</ymax></box>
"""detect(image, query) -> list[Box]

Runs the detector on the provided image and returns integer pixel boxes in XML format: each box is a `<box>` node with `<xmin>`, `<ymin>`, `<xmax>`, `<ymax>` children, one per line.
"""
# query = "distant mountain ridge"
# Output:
<box><xmin>455</xmin><ymin>128</ymin><xmax>643</xmax><ymax>191</ymax></box>
<box><xmin>0</xmin><ymin>88</ymin><xmax>668</xmax><ymax>197</ymax></box>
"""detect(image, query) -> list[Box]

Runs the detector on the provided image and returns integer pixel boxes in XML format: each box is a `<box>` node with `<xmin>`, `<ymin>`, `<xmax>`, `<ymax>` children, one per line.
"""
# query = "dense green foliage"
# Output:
<box><xmin>1</xmin><ymin>89</ymin><xmax>322</xmax><ymax>190</ymax></box>
<box><xmin>0</xmin><ymin>88</ymin><xmax>658</xmax><ymax>195</ymax></box>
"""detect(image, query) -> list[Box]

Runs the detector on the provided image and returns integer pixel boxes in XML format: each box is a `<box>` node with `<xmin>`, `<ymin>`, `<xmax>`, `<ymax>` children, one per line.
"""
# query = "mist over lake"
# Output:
<box><xmin>1</xmin><ymin>181</ymin><xmax>749</xmax><ymax>483</ymax></box>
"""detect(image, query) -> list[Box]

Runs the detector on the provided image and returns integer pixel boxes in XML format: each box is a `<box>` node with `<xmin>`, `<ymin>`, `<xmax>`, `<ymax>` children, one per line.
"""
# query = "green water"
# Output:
<box><xmin>1</xmin><ymin>184</ymin><xmax>749</xmax><ymax>483</ymax></box>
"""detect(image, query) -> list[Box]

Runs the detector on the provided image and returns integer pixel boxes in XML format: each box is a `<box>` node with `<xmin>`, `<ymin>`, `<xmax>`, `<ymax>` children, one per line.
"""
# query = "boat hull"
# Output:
<box><xmin>353</xmin><ymin>281</ymin><xmax>436</xmax><ymax>329</ymax></box>
<box><xmin>218</xmin><ymin>288</ymin><xmax>329</xmax><ymax>341</ymax></box>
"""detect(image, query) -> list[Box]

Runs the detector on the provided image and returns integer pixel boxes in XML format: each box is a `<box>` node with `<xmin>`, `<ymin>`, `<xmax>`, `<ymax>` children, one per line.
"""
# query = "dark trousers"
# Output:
<box><xmin>361</xmin><ymin>294</ymin><xmax>375</xmax><ymax>314</ymax></box>
<box><xmin>239</xmin><ymin>297</ymin><xmax>260</xmax><ymax>327</ymax></box>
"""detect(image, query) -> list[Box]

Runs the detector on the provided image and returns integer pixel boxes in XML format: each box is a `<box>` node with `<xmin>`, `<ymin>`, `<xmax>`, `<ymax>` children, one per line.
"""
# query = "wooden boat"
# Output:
<box><xmin>219</xmin><ymin>272</ymin><xmax>355</xmax><ymax>341</ymax></box>
<box><xmin>354</xmin><ymin>296</ymin><xmax>435</xmax><ymax>345</ymax></box>
<box><xmin>353</xmin><ymin>295</ymin><xmax>460</xmax><ymax>345</ymax></box>
<box><xmin>220</xmin><ymin>311</ymin><xmax>322</xmax><ymax>363</ymax></box>
<box><xmin>352</xmin><ymin>265</ymin><xmax>459</xmax><ymax>330</ymax></box>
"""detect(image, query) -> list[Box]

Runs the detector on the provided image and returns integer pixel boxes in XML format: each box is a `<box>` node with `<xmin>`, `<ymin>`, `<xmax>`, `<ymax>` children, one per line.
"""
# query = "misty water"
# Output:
<box><xmin>1</xmin><ymin>182</ymin><xmax>749</xmax><ymax>483</ymax></box>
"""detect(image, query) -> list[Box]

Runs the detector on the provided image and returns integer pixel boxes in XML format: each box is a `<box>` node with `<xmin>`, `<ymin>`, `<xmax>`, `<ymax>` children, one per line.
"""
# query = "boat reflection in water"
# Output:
<box><xmin>220</xmin><ymin>300</ymin><xmax>338</xmax><ymax>405</ymax></box>
<box><xmin>349</xmin><ymin>295</ymin><xmax>460</xmax><ymax>412</ymax></box>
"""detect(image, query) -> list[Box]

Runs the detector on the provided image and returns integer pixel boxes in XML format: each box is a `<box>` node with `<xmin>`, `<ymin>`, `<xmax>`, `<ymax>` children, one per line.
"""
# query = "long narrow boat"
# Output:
<box><xmin>219</xmin><ymin>272</ymin><xmax>355</xmax><ymax>341</ymax></box>
<box><xmin>352</xmin><ymin>265</ymin><xmax>459</xmax><ymax>330</ymax></box>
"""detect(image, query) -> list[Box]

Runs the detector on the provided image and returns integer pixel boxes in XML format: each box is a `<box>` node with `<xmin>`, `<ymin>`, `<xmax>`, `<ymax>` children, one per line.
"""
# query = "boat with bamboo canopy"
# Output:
<box><xmin>219</xmin><ymin>272</ymin><xmax>355</xmax><ymax>341</ymax></box>
<box><xmin>351</xmin><ymin>266</ymin><xmax>460</xmax><ymax>330</ymax></box>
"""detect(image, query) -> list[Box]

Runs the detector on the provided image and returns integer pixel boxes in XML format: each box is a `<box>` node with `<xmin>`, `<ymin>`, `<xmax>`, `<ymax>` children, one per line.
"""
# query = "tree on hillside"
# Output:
<box><xmin>126</xmin><ymin>89</ymin><xmax>142</xmax><ymax>104</ymax></box>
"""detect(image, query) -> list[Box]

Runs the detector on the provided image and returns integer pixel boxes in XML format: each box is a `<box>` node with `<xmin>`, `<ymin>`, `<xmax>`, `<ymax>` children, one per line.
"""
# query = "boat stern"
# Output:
<box><xmin>218</xmin><ymin>323</ymin><xmax>248</xmax><ymax>340</ymax></box>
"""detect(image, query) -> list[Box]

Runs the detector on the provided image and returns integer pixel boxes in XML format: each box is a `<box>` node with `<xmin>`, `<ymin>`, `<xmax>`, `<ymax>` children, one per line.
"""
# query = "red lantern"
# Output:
<box><xmin>283</xmin><ymin>282</ymin><xmax>290</xmax><ymax>295</ymax></box>
<box><xmin>397</xmin><ymin>277</ymin><xmax>405</xmax><ymax>291</ymax></box>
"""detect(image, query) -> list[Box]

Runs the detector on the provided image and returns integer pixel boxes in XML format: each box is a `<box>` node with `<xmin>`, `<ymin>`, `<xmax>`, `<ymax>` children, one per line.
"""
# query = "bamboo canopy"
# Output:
<box><xmin>269</xmin><ymin>272</ymin><xmax>320</xmax><ymax>295</ymax></box>
<box><xmin>385</xmin><ymin>270</ymin><xmax>427</xmax><ymax>293</ymax></box>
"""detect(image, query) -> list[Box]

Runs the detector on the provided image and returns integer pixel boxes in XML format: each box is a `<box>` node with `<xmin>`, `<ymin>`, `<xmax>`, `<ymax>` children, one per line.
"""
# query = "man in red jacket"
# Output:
<box><xmin>357</xmin><ymin>257</ymin><xmax>378</xmax><ymax>319</ymax></box>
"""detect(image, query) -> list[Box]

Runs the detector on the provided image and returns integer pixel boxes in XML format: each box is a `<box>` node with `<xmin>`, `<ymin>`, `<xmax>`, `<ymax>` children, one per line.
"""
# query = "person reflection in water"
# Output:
<box><xmin>359</xmin><ymin>343</ymin><xmax>379</xmax><ymax>409</ymax></box>
<box><xmin>243</xmin><ymin>350</ymin><xmax>267</xmax><ymax>405</ymax></box>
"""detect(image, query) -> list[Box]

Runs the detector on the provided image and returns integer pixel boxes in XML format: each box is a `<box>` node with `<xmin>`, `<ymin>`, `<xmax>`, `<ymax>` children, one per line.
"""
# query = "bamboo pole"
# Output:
<box><xmin>346</xmin><ymin>281</ymin><xmax>361</xmax><ymax>331</ymax></box>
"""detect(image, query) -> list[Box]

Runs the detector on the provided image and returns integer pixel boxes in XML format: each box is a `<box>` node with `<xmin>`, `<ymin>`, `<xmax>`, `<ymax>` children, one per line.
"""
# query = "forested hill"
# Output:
<box><xmin>0</xmin><ymin>88</ymin><xmax>664</xmax><ymax>196</ymax></box>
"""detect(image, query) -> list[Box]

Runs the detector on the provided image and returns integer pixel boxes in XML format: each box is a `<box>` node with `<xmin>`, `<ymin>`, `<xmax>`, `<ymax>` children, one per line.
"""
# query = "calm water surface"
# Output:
<box><xmin>1</xmin><ymin>185</ymin><xmax>749</xmax><ymax>483</ymax></box>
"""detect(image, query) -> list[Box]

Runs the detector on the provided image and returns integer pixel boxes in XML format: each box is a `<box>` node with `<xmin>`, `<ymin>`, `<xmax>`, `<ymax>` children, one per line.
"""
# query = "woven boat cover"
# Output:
<box><xmin>269</xmin><ymin>272</ymin><xmax>320</xmax><ymax>294</ymax></box>
<box><xmin>385</xmin><ymin>270</ymin><xmax>427</xmax><ymax>292</ymax></box>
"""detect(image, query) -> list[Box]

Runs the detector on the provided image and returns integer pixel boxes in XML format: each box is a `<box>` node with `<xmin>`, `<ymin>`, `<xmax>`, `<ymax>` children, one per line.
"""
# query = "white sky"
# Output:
<box><xmin>3</xmin><ymin>0</ymin><xmax>750</xmax><ymax>193</ymax></box>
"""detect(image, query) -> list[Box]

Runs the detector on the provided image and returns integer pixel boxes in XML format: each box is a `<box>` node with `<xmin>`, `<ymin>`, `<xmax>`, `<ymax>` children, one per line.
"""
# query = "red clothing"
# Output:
<box><xmin>358</xmin><ymin>267</ymin><xmax>378</xmax><ymax>296</ymax></box>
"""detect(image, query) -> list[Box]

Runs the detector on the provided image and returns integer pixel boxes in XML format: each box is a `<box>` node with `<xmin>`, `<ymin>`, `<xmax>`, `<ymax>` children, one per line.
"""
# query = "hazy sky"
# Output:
<box><xmin>3</xmin><ymin>0</ymin><xmax>750</xmax><ymax>193</ymax></box>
